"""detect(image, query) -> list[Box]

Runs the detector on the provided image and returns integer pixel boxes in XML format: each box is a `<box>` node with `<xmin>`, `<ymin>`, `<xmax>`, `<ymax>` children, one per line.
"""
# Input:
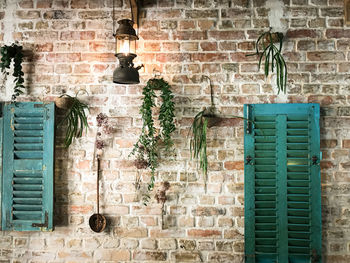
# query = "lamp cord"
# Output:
<box><xmin>112</xmin><ymin>0</ymin><xmax>115</xmax><ymax>36</ymax></box>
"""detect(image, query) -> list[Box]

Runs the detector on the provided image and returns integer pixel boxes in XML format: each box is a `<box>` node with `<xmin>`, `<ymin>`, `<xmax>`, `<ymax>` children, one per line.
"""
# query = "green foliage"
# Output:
<box><xmin>58</xmin><ymin>94</ymin><xmax>89</xmax><ymax>148</ymax></box>
<box><xmin>158</xmin><ymin>80</ymin><xmax>175</xmax><ymax>152</ymax></box>
<box><xmin>189</xmin><ymin>109</ymin><xmax>209</xmax><ymax>177</ymax></box>
<box><xmin>0</xmin><ymin>44</ymin><xmax>25</xmax><ymax>102</ymax></box>
<box><xmin>130</xmin><ymin>78</ymin><xmax>175</xmax><ymax>203</ymax></box>
<box><xmin>247</xmin><ymin>29</ymin><xmax>287</xmax><ymax>94</ymax></box>
<box><xmin>189</xmin><ymin>106</ymin><xmax>251</xmax><ymax>185</ymax></box>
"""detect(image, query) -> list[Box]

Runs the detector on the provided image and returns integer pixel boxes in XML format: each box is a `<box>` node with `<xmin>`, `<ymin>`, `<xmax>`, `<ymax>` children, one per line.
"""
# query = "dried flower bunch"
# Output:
<box><xmin>155</xmin><ymin>181</ymin><xmax>170</xmax><ymax>204</ymax></box>
<box><xmin>95</xmin><ymin>113</ymin><xmax>113</xmax><ymax>157</ymax></box>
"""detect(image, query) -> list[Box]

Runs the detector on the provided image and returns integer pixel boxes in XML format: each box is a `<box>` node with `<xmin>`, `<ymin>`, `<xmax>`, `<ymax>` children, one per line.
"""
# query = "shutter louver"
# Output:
<box><xmin>1</xmin><ymin>102</ymin><xmax>54</xmax><ymax>231</ymax></box>
<box><xmin>254</xmin><ymin>115</ymin><xmax>278</xmax><ymax>261</ymax></box>
<box><xmin>287</xmin><ymin>115</ymin><xmax>311</xmax><ymax>262</ymax></box>
<box><xmin>244</xmin><ymin>104</ymin><xmax>321</xmax><ymax>263</ymax></box>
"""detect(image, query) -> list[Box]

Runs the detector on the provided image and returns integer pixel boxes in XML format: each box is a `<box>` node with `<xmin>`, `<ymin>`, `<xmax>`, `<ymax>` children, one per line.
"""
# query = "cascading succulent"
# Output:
<box><xmin>0</xmin><ymin>43</ymin><xmax>25</xmax><ymax>102</ymax></box>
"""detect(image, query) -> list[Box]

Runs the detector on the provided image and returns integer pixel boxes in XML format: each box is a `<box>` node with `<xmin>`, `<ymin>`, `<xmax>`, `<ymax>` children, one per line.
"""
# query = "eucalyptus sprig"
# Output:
<box><xmin>130</xmin><ymin>78</ymin><xmax>176</xmax><ymax>204</ymax></box>
<box><xmin>0</xmin><ymin>43</ymin><xmax>25</xmax><ymax>102</ymax></box>
<box><xmin>159</xmin><ymin>80</ymin><xmax>175</xmax><ymax>152</ymax></box>
<box><xmin>131</xmin><ymin>79</ymin><xmax>158</xmax><ymax>177</ymax></box>
<box><xmin>247</xmin><ymin>28</ymin><xmax>287</xmax><ymax>94</ymax></box>
<box><xmin>58</xmin><ymin>93</ymin><xmax>89</xmax><ymax>148</ymax></box>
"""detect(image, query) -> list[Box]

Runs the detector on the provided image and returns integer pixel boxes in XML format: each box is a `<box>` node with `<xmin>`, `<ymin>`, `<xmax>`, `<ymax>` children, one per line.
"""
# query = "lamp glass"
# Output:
<box><xmin>116</xmin><ymin>36</ymin><xmax>136</xmax><ymax>56</ymax></box>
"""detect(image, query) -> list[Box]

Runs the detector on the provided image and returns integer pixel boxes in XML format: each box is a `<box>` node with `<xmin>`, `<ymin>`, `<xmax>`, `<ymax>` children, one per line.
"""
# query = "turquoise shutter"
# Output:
<box><xmin>0</xmin><ymin>103</ymin><xmax>3</xmax><ymax>229</ymax></box>
<box><xmin>244</xmin><ymin>103</ymin><xmax>321</xmax><ymax>263</ymax></box>
<box><xmin>1</xmin><ymin>102</ymin><xmax>54</xmax><ymax>231</ymax></box>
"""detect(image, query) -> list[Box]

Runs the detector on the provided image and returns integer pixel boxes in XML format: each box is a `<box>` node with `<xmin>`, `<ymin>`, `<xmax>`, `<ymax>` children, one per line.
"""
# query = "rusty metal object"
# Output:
<box><xmin>89</xmin><ymin>158</ymin><xmax>106</xmax><ymax>233</ymax></box>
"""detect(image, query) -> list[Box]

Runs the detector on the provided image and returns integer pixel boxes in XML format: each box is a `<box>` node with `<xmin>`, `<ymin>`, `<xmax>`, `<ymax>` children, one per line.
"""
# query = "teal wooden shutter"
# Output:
<box><xmin>1</xmin><ymin>102</ymin><xmax>54</xmax><ymax>231</ymax></box>
<box><xmin>244</xmin><ymin>103</ymin><xmax>321</xmax><ymax>263</ymax></box>
<box><xmin>0</xmin><ymin>103</ymin><xmax>3</xmax><ymax>229</ymax></box>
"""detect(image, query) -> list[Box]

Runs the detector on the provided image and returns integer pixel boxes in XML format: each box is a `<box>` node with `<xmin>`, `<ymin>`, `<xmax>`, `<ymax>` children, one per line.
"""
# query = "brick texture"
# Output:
<box><xmin>0</xmin><ymin>0</ymin><xmax>349</xmax><ymax>262</ymax></box>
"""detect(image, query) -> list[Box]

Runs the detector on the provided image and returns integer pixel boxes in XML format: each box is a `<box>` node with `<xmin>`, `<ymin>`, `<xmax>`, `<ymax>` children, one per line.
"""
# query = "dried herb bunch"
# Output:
<box><xmin>0</xmin><ymin>43</ymin><xmax>25</xmax><ymax>102</ymax></box>
<box><xmin>130</xmin><ymin>78</ymin><xmax>175</xmax><ymax>199</ymax></box>
<box><xmin>155</xmin><ymin>181</ymin><xmax>171</xmax><ymax>228</ymax></box>
<box><xmin>155</xmin><ymin>181</ymin><xmax>170</xmax><ymax>205</ymax></box>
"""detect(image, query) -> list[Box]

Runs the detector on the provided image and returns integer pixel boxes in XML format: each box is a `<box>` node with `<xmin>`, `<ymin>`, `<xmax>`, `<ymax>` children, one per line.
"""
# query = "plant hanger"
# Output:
<box><xmin>57</xmin><ymin>90</ymin><xmax>89</xmax><ymax>148</ymax></box>
<box><xmin>247</xmin><ymin>27</ymin><xmax>287</xmax><ymax>94</ymax></box>
<box><xmin>130</xmin><ymin>77</ymin><xmax>175</xmax><ymax>205</ymax></box>
<box><xmin>188</xmin><ymin>76</ymin><xmax>252</xmax><ymax>191</ymax></box>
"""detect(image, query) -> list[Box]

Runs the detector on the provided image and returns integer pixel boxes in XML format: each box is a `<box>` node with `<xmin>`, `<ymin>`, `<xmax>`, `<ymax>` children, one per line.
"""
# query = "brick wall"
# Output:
<box><xmin>0</xmin><ymin>0</ymin><xmax>349</xmax><ymax>262</ymax></box>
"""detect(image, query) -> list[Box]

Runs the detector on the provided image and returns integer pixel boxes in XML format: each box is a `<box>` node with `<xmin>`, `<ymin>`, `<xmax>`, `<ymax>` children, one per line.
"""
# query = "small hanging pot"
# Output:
<box><xmin>54</xmin><ymin>96</ymin><xmax>74</xmax><ymax>110</ymax></box>
<box><xmin>89</xmin><ymin>157</ymin><xmax>106</xmax><ymax>233</ymax></box>
<box><xmin>203</xmin><ymin>106</ymin><xmax>222</xmax><ymax>128</ymax></box>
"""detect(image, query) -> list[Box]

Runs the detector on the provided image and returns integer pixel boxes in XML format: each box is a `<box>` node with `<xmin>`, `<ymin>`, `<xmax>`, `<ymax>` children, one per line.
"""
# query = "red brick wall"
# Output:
<box><xmin>0</xmin><ymin>0</ymin><xmax>349</xmax><ymax>262</ymax></box>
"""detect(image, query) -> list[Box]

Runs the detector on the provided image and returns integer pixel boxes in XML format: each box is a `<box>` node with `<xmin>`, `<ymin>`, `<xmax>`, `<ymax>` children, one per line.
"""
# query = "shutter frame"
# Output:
<box><xmin>244</xmin><ymin>103</ymin><xmax>322</xmax><ymax>262</ymax></box>
<box><xmin>244</xmin><ymin>105</ymin><xmax>256</xmax><ymax>262</ymax></box>
<box><xmin>1</xmin><ymin>102</ymin><xmax>54</xmax><ymax>231</ymax></box>
<box><xmin>0</xmin><ymin>103</ymin><xmax>3</xmax><ymax>230</ymax></box>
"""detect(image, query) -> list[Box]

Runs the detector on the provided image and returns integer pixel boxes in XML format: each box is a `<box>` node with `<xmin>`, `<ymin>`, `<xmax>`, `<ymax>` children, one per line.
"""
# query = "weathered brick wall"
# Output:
<box><xmin>0</xmin><ymin>0</ymin><xmax>349</xmax><ymax>262</ymax></box>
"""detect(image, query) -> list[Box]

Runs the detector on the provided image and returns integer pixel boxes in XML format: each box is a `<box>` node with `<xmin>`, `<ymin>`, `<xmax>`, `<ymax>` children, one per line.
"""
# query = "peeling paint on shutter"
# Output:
<box><xmin>244</xmin><ymin>104</ymin><xmax>321</xmax><ymax>263</ymax></box>
<box><xmin>1</xmin><ymin>102</ymin><xmax>54</xmax><ymax>231</ymax></box>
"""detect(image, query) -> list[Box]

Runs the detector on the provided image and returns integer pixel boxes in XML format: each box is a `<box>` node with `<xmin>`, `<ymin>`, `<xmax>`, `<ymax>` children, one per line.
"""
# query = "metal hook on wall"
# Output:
<box><xmin>152</xmin><ymin>68</ymin><xmax>162</xmax><ymax>79</ymax></box>
<box><xmin>113</xmin><ymin>0</ymin><xmax>140</xmax><ymax>34</ymax></box>
<box><xmin>202</xmin><ymin>75</ymin><xmax>214</xmax><ymax>108</ymax></box>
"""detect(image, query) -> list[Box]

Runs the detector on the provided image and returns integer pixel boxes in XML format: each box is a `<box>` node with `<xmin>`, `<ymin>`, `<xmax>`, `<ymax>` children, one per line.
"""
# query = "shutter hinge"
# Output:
<box><xmin>32</xmin><ymin>211</ymin><xmax>48</xmax><ymax>228</ymax></box>
<box><xmin>245</xmin><ymin>155</ymin><xmax>253</xmax><ymax>165</ymax></box>
<box><xmin>6</xmin><ymin>210</ymin><xmax>13</xmax><ymax>229</ymax></box>
<box><xmin>246</xmin><ymin>105</ymin><xmax>252</xmax><ymax>134</ymax></box>
<box><xmin>311</xmin><ymin>249</ymin><xmax>320</xmax><ymax>262</ymax></box>
<box><xmin>312</xmin><ymin>155</ymin><xmax>319</xmax><ymax>165</ymax></box>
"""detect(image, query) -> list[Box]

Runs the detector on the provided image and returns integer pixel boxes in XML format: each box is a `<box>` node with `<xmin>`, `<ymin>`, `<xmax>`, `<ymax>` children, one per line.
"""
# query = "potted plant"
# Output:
<box><xmin>0</xmin><ymin>43</ymin><xmax>25</xmax><ymax>102</ymax></box>
<box><xmin>56</xmin><ymin>92</ymin><xmax>89</xmax><ymax>148</ymax></box>
<box><xmin>130</xmin><ymin>78</ymin><xmax>175</xmax><ymax>204</ymax></box>
<box><xmin>247</xmin><ymin>28</ymin><xmax>287</xmax><ymax>94</ymax></box>
<box><xmin>188</xmin><ymin>76</ymin><xmax>249</xmax><ymax>191</ymax></box>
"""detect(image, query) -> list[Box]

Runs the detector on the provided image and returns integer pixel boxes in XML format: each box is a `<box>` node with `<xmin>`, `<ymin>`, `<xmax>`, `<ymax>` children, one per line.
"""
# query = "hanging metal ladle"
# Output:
<box><xmin>89</xmin><ymin>157</ymin><xmax>106</xmax><ymax>232</ymax></box>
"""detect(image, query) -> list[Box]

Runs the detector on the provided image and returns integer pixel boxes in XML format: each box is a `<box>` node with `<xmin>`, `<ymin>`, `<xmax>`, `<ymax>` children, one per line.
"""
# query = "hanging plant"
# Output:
<box><xmin>130</xmin><ymin>78</ymin><xmax>175</xmax><ymax>204</ymax></box>
<box><xmin>56</xmin><ymin>92</ymin><xmax>89</xmax><ymax>148</ymax></box>
<box><xmin>188</xmin><ymin>76</ymin><xmax>249</xmax><ymax>191</ymax></box>
<box><xmin>247</xmin><ymin>28</ymin><xmax>287</xmax><ymax>94</ymax></box>
<box><xmin>0</xmin><ymin>43</ymin><xmax>25</xmax><ymax>102</ymax></box>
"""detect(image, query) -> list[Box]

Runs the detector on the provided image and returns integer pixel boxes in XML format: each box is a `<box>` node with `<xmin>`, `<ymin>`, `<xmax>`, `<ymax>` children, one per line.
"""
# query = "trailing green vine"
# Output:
<box><xmin>0</xmin><ymin>43</ymin><xmax>25</xmax><ymax>102</ymax></box>
<box><xmin>159</xmin><ymin>80</ymin><xmax>175</xmax><ymax>152</ymax></box>
<box><xmin>130</xmin><ymin>78</ymin><xmax>175</xmax><ymax>204</ymax></box>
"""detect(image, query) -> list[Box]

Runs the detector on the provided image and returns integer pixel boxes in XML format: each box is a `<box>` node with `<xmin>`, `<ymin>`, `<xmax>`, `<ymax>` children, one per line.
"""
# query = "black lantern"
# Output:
<box><xmin>113</xmin><ymin>19</ymin><xmax>142</xmax><ymax>84</ymax></box>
